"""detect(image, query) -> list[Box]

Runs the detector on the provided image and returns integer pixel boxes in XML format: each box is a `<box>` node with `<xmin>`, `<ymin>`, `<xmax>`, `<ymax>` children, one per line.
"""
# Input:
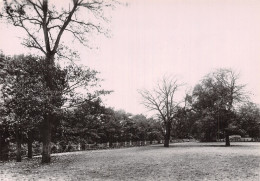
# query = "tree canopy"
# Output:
<box><xmin>192</xmin><ymin>68</ymin><xmax>248</xmax><ymax>145</ymax></box>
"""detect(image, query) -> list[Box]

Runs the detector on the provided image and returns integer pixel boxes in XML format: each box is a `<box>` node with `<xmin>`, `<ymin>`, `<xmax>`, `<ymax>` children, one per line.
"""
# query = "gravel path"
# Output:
<box><xmin>0</xmin><ymin>142</ymin><xmax>259</xmax><ymax>180</ymax></box>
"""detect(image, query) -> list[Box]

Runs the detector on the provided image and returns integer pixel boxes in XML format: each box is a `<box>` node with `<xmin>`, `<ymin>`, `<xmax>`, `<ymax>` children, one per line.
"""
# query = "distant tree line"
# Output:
<box><xmin>139</xmin><ymin>70</ymin><xmax>260</xmax><ymax>147</ymax></box>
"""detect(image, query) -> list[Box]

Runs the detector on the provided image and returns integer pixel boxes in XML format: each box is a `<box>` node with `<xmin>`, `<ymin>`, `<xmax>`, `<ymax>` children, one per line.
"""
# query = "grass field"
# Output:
<box><xmin>0</xmin><ymin>142</ymin><xmax>260</xmax><ymax>181</ymax></box>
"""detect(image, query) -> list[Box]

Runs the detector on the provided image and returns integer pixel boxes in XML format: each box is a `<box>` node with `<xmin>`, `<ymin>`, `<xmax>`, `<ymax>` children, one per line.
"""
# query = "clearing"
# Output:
<box><xmin>0</xmin><ymin>142</ymin><xmax>260</xmax><ymax>180</ymax></box>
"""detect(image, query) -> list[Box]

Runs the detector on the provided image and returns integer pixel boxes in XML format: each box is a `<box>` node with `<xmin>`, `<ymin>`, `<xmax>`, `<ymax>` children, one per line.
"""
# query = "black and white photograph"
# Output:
<box><xmin>0</xmin><ymin>0</ymin><xmax>260</xmax><ymax>180</ymax></box>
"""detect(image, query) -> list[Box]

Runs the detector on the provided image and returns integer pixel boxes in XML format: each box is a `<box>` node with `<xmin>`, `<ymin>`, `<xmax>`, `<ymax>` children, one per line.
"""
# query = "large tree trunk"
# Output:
<box><xmin>0</xmin><ymin>131</ymin><xmax>9</xmax><ymax>161</ymax></box>
<box><xmin>225</xmin><ymin>130</ymin><xmax>230</xmax><ymax>146</ymax></box>
<box><xmin>41</xmin><ymin>54</ymin><xmax>55</xmax><ymax>163</ymax></box>
<box><xmin>16</xmin><ymin>129</ymin><xmax>22</xmax><ymax>162</ymax></box>
<box><xmin>42</xmin><ymin>116</ymin><xmax>52</xmax><ymax>163</ymax></box>
<box><xmin>27</xmin><ymin>141</ymin><xmax>33</xmax><ymax>159</ymax></box>
<box><xmin>109</xmin><ymin>140</ymin><xmax>113</xmax><ymax>148</ymax></box>
<box><xmin>164</xmin><ymin>122</ymin><xmax>171</xmax><ymax>147</ymax></box>
<box><xmin>27</xmin><ymin>131</ymin><xmax>33</xmax><ymax>159</ymax></box>
<box><xmin>108</xmin><ymin>134</ymin><xmax>113</xmax><ymax>148</ymax></box>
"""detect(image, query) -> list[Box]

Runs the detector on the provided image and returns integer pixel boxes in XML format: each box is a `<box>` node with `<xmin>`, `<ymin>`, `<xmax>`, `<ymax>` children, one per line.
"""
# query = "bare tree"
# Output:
<box><xmin>139</xmin><ymin>77</ymin><xmax>184</xmax><ymax>147</ymax></box>
<box><xmin>1</xmin><ymin>0</ymin><xmax>115</xmax><ymax>163</ymax></box>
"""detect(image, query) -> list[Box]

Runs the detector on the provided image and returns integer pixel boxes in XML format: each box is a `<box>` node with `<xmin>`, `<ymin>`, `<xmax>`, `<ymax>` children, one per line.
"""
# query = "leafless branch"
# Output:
<box><xmin>139</xmin><ymin>76</ymin><xmax>184</xmax><ymax>124</ymax></box>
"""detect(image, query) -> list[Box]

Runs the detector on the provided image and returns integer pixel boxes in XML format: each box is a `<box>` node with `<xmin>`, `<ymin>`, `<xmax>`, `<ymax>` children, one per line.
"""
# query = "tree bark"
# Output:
<box><xmin>41</xmin><ymin>54</ymin><xmax>55</xmax><ymax>163</ymax></box>
<box><xmin>225</xmin><ymin>131</ymin><xmax>230</xmax><ymax>146</ymax></box>
<box><xmin>27</xmin><ymin>131</ymin><xmax>33</xmax><ymax>159</ymax></box>
<box><xmin>164</xmin><ymin>122</ymin><xmax>171</xmax><ymax>147</ymax></box>
<box><xmin>27</xmin><ymin>141</ymin><xmax>33</xmax><ymax>159</ymax></box>
<box><xmin>0</xmin><ymin>131</ymin><xmax>9</xmax><ymax>161</ymax></box>
<box><xmin>81</xmin><ymin>143</ymin><xmax>86</xmax><ymax>150</ymax></box>
<box><xmin>42</xmin><ymin>116</ymin><xmax>52</xmax><ymax>163</ymax></box>
<box><xmin>225</xmin><ymin>112</ymin><xmax>231</xmax><ymax>147</ymax></box>
<box><xmin>109</xmin><ymin>140</ymin><xmax>113</xmax><ymax>148</ymax></box>
<box><xmin>16</xmin><ymin>129</ymin><xmax>22</xmax><ymax>162</ymax></box>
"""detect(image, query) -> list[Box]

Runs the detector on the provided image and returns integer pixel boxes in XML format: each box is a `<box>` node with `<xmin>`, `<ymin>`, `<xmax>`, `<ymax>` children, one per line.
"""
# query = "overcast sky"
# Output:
<box><xmin>0</xmin><ymin>0</ymin><xmax>260</xmax><ymax>116</ymax></box>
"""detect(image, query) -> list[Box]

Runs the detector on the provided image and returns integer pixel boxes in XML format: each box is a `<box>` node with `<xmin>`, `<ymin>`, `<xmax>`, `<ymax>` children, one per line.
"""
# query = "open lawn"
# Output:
<box><xmin>0</xmin><ymin>142</ymin><xmax>260</xmax><ymax>181</ymax></box>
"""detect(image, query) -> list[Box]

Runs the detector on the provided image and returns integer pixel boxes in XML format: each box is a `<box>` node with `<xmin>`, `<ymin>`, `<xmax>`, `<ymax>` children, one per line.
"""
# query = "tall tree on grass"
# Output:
<box><xmin>1</xmin><ymin>0</ymin><xmax>114</xmax><ymax>163</ymax></box>
<box><xmin>209</xmin><ymin>69</ymin><xmax>247</xmax><ymax>146</ymax></box>
<box><xmin>139</xmin><ymin>77</ymin><xmax>183</xmax><ymax>147</ymax></box>
<box><xmin>2</xmin><ymin>55</ymin><xmax>67</xmax><ymax>162</ymax></box>
<box><xmin>2</xmin><ymin>54</ymin><xmax>107</xmax><ymax>162</ymax></box>
<box><xmin>192</xmin><ymin>68</ymin><xmax>247</xmax><ymax>146</ymax></box>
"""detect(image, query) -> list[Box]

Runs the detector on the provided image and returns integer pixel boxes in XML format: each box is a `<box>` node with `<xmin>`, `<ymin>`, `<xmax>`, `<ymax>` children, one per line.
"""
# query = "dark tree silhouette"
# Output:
<box><xmin>1</xmin><ymin>0</ymin><xmax>115</xmax><ymax>163</ymax></box>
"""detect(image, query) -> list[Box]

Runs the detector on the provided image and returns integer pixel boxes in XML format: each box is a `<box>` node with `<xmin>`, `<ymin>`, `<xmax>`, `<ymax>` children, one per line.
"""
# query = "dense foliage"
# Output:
<box><xmin>0</xmin><ymin>54</ymin><xmax>110</xmax><ymax>161</ymax></box>
<box><xmin>173</xmin><ymin>69</ymin><xmax>260</xmax><ymax>144</ymax></box>
<box><xmin>1</xmin><ymin>0</ymin><xmax>115</xmax><ymax>163</ymax></box>
<box><xmin>1</xmin><ymin>54</ymin><xmax>259</xmax><ymax>162</ymax></box>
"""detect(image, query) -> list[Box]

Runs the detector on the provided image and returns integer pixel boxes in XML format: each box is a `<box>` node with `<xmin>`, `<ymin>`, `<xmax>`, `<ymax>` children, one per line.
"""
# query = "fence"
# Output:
<box><xmin>216</xmin><ymin>138</ymin><xmax>260</xmax><ymax>142</ymax></box>
<box><xmin>53</xmin><ymin>139</ymin><xmax>197</xmax><ymax>153</ymax></box>
<box><xmin>7</xmin><ymin>138</ymin><xmax>198</xmax><ymax>159</ymax></box>
<box><xmin>7</xmin><ymin>140</ymin><xmax>164</xmax><ymax>158</ymax></box>
<box><xmin>51</xmin><ymin>140</ymin><xmax>163</xmax><ymax>153</ymax></box>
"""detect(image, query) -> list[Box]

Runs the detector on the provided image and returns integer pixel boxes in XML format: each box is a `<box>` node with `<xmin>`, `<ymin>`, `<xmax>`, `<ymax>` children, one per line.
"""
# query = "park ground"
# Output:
<box><xmin>0</xmin><ymin>142</ymin><xmax>260</xmax><ymax>181</ymax></box>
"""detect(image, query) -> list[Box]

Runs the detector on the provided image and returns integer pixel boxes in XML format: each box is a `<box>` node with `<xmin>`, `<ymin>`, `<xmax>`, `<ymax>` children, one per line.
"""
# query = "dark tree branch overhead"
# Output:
<box><xmin>2</xmin><ymin>0</ymin><xmax>113</xmax><ymax>59</ymax></box>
